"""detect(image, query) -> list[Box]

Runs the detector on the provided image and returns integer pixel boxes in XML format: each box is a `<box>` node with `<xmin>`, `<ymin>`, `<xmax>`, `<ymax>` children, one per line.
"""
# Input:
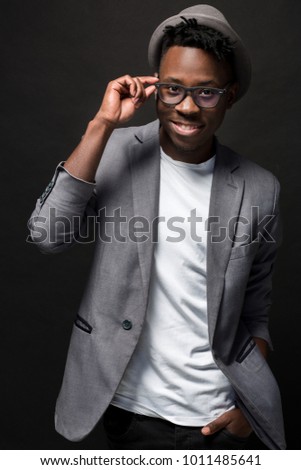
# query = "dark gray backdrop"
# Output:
<box><xmin>1</xmin><ymin>0</ymin><xmax>300</xmax><ymax>449</ymax></box>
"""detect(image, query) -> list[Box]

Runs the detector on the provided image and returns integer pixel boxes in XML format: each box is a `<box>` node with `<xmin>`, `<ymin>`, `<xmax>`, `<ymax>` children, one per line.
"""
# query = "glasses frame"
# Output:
<box><xmin>155</xmin><ymin>82</ymin><xmax>231</xmax><ymax>109</ymax></box>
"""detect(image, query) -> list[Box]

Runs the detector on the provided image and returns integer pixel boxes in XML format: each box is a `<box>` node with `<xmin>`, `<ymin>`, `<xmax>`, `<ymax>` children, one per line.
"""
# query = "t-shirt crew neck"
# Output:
<box><xmin>160</xmin><ymin>148</ymin><xmax>216</xmax><ymax>172</ymax></box>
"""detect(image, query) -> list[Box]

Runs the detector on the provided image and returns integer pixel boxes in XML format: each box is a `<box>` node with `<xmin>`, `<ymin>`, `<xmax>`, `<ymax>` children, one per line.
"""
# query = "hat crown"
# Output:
<box><xmin>180</xmin><ymin>4</ymin><xmax>227</xmax><ymax>24</ymax></box>
<box><xmin>148</xmin><ymin>4</ymin><xmax>252</xmax><ymax>101</ymax></box>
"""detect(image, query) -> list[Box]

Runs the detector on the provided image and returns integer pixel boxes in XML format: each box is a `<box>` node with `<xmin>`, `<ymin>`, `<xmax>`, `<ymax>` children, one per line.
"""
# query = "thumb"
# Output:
<box><xmin>201</xmin><ymin>413</ymin><xmax>230</xmax><ymax>436</ymax></box>
<box><xmin>145</xmin><ymin>85</ymin><xmax>157</xmax><ymax>100</ymax></box>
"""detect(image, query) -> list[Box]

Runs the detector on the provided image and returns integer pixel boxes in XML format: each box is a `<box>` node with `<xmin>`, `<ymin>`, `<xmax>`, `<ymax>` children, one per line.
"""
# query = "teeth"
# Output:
<box><xmin>176</xmin><ymin>123</ymin><xmax>199</xmax><ymax>130</ymax></box>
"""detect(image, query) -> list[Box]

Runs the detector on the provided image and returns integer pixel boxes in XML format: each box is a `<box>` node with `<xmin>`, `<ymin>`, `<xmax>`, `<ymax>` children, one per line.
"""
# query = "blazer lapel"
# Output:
<box><xmin>129</xmin><ymin>121</ymin><xmax>161</xmax><ymax>302</ymax></box>
<box><xmin>207</xmin><ymin>142</ymin><xmax>245</xmax><ymax>344</ymax></box>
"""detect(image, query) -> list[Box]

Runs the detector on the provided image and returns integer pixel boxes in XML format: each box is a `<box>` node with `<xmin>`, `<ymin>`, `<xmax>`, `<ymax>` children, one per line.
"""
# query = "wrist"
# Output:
<box><xmin>81</xmin><ymin>116</ymin><xmax>115</xmax><ymax>145</ymax></box>
<box><xmin>92</xmin><ymin>111</ymin><xmax>117</xmax><ymax>133</ymax></box>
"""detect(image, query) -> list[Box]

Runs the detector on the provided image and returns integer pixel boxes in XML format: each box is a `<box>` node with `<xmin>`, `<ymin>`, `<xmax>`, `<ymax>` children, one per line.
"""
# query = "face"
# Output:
<box><xmin>156</xmin><ymin>46</ymin><xmax>237</xmax><ymax>163</ymax></box>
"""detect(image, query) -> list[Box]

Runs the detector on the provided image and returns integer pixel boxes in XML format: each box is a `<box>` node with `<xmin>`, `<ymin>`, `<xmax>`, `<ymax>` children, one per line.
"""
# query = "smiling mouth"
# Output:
<box><xmin>172</xmin><ymin>121</ymin><xmax>203</xmax><ymax>135</ymax></box>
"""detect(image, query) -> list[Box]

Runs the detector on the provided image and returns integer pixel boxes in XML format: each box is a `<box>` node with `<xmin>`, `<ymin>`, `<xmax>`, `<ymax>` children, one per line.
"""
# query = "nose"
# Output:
<box><xmin>174</xmin><ymin>93</ymin><xmax>200</xmax><ymax>115</ymax></box>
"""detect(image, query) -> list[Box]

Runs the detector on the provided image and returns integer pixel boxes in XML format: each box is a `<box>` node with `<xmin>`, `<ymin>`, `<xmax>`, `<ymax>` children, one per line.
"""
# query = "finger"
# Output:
<box><xmin>114</xmin><ymin>75</ymin><xmax>138</xmax><ymax>98</ymax></box>
<box><xmin>201</xmin><ymin>413</ymin><xmax>230</xmax><ymax>436</ymax></box>
<box><xmin>134</xmin><ymin>77</ymin><xmax>158</xmax><ymax>107</ymax></box>
<box><xmin>133</xmin><ymin>85</ymin><xmax>157</xmax><ymax>109</ymax></box>
<box><xmin>131</xmin><ymin>77</ymin><xmax>146</xmax><ymax>106</ymax></box>
<box><xmin>145</xmin><ymin>85</ymin><xmax>157</xmax><ymax>99</ymax></box>
<box><xmin>113</xmin><ymin>75</ymin><xmax>158</xmax><ymax>100</ymax></box>
<box><xmin>136</xmin><ymin>76</ymin><xmax>160</xmax><ymax>85</ymax></box>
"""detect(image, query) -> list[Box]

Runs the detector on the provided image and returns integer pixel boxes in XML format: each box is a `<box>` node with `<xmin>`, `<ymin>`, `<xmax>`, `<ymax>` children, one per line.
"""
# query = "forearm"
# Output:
<box><xmin>28</xmin><ymin>166</ymin><xmax>96</xmax><ymax>253</ymax></box>
<box><xmin>64</xmin><ymin>75</ymin><xmax>158</xmax><ymax>182</ymax></box>
<box><xmin>64</xmin><ymin>116</ymin><xmax>114</xmax><ymax>182</ymax></box>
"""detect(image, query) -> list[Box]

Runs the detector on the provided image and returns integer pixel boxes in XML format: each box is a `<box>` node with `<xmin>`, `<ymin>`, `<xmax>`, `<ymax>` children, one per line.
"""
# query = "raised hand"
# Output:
<box><xmin>63</xmin><ymin>74</ymin><xmax>159</xmax><ymax>182</ymax></box>
<box><xmin>96</xmin><ymin>75</ymin><xmax>159</xmax><ymax>127</ymax></box>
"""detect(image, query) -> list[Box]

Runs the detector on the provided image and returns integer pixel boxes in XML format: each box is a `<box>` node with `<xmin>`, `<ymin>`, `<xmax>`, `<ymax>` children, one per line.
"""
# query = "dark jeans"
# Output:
<box><xmin>103</xmin><ymin>405</ymin><xmax>252</xmax><ymax>450</ymax></box>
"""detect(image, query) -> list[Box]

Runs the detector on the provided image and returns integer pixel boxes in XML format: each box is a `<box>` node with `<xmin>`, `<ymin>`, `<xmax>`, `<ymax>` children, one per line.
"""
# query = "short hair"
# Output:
<box><xmin>161</xmin><ymin>17</ymin><xmax>235</xmax><ymax>65</ymax></box>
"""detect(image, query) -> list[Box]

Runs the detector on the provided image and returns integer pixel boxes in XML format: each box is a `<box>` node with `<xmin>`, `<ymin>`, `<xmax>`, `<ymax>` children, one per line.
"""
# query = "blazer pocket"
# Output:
<box><xmin>229</xmin><ymin>240</ymin><xmax>259</xmax><ymax>260</ymax></box>
<box><xmin>236</xmin><ymin>337</ymin><xmax>256</xmax><ymax>363</ymax></box>
<box><xmin>74</xmin><ymin>314</ymin><xmax>93</xmax><ymax>334</ymax></box>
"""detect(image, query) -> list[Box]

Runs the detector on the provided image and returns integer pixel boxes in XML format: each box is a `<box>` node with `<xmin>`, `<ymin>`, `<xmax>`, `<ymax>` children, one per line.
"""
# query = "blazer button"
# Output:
<box><xmin>122</xmin><ymin>320</ymin><xmax>132</xmax><ymax>330</ymax></box>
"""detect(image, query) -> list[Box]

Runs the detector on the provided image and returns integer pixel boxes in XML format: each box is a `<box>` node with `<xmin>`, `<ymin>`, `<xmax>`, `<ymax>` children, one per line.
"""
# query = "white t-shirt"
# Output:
<box><xmin>112</xmin><ymin>148</ymin><xmax>235</xmax><ymax>425</ymax></box>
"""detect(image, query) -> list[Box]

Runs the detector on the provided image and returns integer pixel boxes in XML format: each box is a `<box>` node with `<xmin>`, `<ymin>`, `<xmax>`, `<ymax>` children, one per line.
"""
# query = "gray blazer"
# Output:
<box><xmin>29</xmin><ymin>120</ymin><xmax>286</xmax><ymax>449</ymax></box>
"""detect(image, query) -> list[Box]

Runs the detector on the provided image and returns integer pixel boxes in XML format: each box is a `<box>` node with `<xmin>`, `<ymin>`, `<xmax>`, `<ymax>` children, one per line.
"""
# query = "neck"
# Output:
<box><xmin>159</xmin><ymin>128</ymin><xmax>215</xmax><ymax>164</ymax></box>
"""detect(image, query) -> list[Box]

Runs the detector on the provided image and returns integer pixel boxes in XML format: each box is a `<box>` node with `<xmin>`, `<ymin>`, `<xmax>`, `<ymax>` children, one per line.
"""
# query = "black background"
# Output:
<box><xmin>1</xmin><ymin>0</ymin><xmax>300</xmax><ymax>449</ymax></box>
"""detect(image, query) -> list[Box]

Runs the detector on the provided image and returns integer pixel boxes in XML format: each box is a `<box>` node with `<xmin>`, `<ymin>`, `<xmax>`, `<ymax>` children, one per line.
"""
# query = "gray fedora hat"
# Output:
<box><xmin>148</xmin><ymin>4</ymin><xmax>251</xmax><ymax>101</ymax></box>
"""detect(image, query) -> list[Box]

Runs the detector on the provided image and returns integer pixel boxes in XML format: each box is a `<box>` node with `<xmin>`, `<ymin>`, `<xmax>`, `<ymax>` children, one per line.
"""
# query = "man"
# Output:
<box><xmin>28</xmin><ymin>5</ymin><xmax>286</xmax><ymax>449</ymax></box>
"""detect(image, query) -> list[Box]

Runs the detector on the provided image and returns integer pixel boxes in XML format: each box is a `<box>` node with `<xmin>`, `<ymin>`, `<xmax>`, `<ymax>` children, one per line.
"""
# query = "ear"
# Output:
<box><xmin>227</xmin><ymin>82</ymin><xmax>239</xmax><ymax>109</ymax></box>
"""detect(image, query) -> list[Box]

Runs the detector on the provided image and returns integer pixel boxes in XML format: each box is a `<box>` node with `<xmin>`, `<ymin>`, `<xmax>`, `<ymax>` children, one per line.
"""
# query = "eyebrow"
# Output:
<box><xmin>161</xmin><ymin>77</ymin><xmax>218</xmax><ymax>86</ymax></box>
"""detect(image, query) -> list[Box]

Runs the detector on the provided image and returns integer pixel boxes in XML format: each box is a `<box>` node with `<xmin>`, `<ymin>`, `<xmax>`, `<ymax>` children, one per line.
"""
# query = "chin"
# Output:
<box><xmin>170</xmin><ymin>130</ymin><xmax>210</xmax><ymax>152</ymax></box>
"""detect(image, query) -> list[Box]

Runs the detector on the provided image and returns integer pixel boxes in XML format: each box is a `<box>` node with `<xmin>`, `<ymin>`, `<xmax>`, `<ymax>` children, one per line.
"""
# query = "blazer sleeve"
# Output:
<box><xmin>240</xmin><ymin>176</ymin><xmax>282</xmax><ymax>349</ymax></box>
<box><xmin>27</xmin><ymin>163</ymin><xmax>97</xmax><ymax>254</ymax></box>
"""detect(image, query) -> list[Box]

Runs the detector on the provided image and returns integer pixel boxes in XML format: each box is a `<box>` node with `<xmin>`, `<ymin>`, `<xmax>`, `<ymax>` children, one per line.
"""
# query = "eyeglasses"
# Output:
<box><xmin>155</xmin><ymin>82</ymin><xmax>231</xmax><ymax>109</ymax></box>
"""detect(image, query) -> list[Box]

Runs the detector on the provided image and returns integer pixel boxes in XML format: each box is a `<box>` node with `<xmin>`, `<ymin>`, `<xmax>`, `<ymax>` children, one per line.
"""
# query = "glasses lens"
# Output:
<box><xmin>194</xmin><ymin>89</ymin><xmax>221</xmax><ymax>108</ymax></box>
<box><xmin>158</xmin><ymin>84</ymin><xmax>185</xmax><ymax>104</ymax></box>
<box><xmin>157</xmin><ymin>84</ymin><xmax>224</xmax><ymax>108</ymax></box>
